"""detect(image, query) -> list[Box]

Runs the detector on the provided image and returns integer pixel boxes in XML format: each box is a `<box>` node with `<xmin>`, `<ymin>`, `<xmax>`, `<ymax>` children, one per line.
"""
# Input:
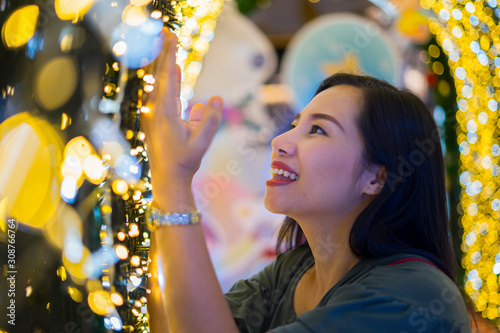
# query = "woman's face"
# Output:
<box><xmin>264</xmin><ymin>85</ymin><xmax>372</xmax><ymax>222</ymax></box>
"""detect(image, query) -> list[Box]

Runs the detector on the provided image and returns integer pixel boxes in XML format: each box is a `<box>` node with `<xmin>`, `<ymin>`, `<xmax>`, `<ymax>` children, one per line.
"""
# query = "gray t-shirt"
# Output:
<box><xmin>225</xmin><ymin>245</ymin><xmax>470</xmax><ymax>332</ymax></box>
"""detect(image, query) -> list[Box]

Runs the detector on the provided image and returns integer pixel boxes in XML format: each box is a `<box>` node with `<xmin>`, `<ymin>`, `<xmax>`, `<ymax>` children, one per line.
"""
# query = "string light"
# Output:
<box><xmin>422</xmin><ymin>0</ymin><xmax>500</xmax><ymax>324</ymax></box>
<box><xmin>117</xmin><ymin>231</ymin><xmax>126</xmax><ymax>241</ymax></box>
<box><xmin>9</xmin><ymin>0</ymin><xmax>224</xmax><ymax>330</ymax></box>
<box><xmin>131</xmin><ymin>255</ymin><xmax>141</xmax><ymax>266</ymax></box>
<box><xmin>174</xmin><ymin>0</ymin><xmax>224</xmax><ymax>112</ymax></box>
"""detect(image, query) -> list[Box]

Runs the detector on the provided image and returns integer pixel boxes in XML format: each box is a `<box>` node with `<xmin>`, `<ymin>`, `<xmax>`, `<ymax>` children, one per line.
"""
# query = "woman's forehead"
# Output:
<box><xmin>301</xmin><ymin>85</ymin><xmax>363</xmax><ymax>120</ymax></box>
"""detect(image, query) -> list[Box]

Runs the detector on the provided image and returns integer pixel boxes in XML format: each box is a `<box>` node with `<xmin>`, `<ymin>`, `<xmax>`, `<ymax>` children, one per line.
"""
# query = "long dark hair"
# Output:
<box><xmin>276</xmin><ymin>73</ymin><xmax>458</xmax><ymax>281</ymax></box>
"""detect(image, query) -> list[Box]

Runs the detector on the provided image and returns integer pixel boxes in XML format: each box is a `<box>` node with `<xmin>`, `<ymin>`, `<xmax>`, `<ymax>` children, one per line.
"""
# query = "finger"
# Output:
<box><xmin>156</xmin><ymin>29</ymin><xmax>176</xmax><ymax>82</ymax></box>
<box><xmin>175</xmin><ymin>64</ymin><xmax>182</xmax><ymax>117</ymax></box>
<box><xmin>189</xmin><ymin>103</ymin><xmax>205</xmax><ymax>129</ymax></box>
<box><xmin>156</xmin><ymin>32</ymin><xmax>180</xmax><ymax>118</ymax></box>
<box><xmin>175</xmin><ymin>64</ymin><xmax>182</xmax><ymax>98</ymax></box>
<box><xmin>139</xmin><ymin>111</ymin><xmax>155</xmax><ymax>151</ymax></box>
<box><xmin>143</xmin><ymin>29</ymin><xmax>173</xmax><ymax>111</ymax></box>
<box><xmin>190</xmin><ymin>96</ymin><xmax>223</xmax><ymax>154</ymax></box>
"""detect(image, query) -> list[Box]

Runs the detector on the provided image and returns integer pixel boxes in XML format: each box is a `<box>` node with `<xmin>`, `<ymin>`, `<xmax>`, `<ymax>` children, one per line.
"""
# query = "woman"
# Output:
<box><xmin>142</xmin><ymin>30</ymin><xmax>470</xmax><ymax>332</ymax></box>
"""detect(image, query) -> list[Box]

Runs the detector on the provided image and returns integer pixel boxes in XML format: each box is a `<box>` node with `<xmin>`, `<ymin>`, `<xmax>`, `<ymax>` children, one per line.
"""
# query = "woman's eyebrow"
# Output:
<box><xmin>293</xmin><ymin>113</ymin><xmax>345</xmax><ymax>133</ymax></box>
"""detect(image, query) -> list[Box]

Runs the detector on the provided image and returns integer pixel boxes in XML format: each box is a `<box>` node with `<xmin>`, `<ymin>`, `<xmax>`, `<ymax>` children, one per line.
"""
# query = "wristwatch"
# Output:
<box><xmin>145</xmin><ymin>201</ymin><xmax>201</xmax><ymax>230</ymax></box>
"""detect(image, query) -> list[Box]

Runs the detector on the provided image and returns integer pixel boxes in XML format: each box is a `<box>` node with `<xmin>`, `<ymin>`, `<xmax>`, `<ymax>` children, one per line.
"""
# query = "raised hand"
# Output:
<box><xmin>140</xmin><ymin>28</ymin><xmax>223</xmax><ymax>193</ymax></box>
<box><xmin>143</xmin><ymin>29</ymin><xmax>239</xmax><ymax>333</ymax></box>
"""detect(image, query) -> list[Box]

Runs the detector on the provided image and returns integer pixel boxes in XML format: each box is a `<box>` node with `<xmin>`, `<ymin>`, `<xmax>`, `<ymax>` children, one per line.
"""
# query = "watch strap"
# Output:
<box><xmin>145</xmin><ymin>202</ymin><xmax>200</xmax><ymax>230</ymax></box>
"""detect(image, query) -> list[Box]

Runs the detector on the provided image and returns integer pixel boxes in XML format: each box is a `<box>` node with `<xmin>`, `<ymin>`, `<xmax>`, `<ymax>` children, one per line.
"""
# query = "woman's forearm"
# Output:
<box><xmin>147</xmin><ymin>180</ymin><xmax>238</xmax><ymax>333</ymax></box>
<box><xmin>147</xmin><ymin>234</ymin><xmax>170</xmax><ymax>332</ymax></box>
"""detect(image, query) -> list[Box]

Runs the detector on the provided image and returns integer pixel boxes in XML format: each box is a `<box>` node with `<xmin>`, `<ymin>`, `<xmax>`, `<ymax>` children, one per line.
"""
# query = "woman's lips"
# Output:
<box><xmin>267</xmin><ymin>162</ymin><xmax>299</xmax><ymax>186</ymax></box>
<box><xmin>270</xmin><ymin>161</ymin><xmax>298</xmax><ymax>175</ymax></box>
<box><xmin>266</xmin><ymin>178</ymin><xmax>296</xmax><ymax>186</ymax></box>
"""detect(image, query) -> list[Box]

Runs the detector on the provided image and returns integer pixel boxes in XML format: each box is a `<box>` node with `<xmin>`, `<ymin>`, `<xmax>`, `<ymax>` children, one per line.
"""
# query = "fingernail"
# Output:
<box><xmin>211</xmin><ymin>97</ymin><xmax>222</xmax><ymax>109</ymax></box>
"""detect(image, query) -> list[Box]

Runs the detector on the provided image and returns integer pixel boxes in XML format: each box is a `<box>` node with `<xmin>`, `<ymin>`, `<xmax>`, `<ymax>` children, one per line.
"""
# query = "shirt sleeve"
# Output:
<box><xmin>225</xmin><ymin>276</ymin><xmax>271</xmax><ymax>332</ymax></box>
<box><xmin>224</xmin><ymin>257</ymin><xmax>282</xmax><ymax>333</ymax></box>
<box><xmin>269</xmin><ymin>282</ymin><xmax>471</xmax><ymax>333</ymax></box>
<box><xmin>225</xmin><ymin>247</ymin><xmax>311</xmax><ymax>333</ymax></box>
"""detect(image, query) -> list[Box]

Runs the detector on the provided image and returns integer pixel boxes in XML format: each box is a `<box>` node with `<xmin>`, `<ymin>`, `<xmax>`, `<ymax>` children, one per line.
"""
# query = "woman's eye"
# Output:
<box><xmin>310</xmin><ymin>125</ymin><xmax>326</xmax><ymax>135</ymax></box>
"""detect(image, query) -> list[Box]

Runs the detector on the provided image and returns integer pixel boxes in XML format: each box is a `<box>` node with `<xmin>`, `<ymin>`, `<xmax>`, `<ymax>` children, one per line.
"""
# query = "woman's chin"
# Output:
<box><xmin>263</xmin><ymin>195</ymin><xmax>287</xmax><ymax>215</ymax></box>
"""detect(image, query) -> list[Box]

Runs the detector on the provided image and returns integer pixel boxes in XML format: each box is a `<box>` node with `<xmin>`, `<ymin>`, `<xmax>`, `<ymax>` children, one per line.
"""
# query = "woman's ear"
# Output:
<box><xmin>362</xmin><ymin>165</ymin><xmax>386</xmax><ymax>196</ymax></box>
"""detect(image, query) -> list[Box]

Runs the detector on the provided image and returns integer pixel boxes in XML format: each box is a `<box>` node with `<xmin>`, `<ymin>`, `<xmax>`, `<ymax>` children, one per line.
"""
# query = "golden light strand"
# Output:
<box><xmin>422</xmin><ymin>0</ymin><xmax>500</xmax><ymax>323</ymax></box>
<box><xmin>174</xmin><ymin>0</ymin><xmax>225</xmax><ymax>112</ymax></box>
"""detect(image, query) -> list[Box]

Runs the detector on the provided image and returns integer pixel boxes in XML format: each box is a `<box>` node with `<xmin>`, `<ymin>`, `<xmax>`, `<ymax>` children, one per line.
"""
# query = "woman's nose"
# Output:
<box><xmin>271</xmin><ymin>132</ymin><xmax>297</xmax><ymax>156</ymax></box>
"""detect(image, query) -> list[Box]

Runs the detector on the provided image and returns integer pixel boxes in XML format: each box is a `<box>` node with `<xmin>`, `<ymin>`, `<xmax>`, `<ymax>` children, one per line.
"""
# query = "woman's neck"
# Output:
<box><xmin>304</xmin><ymin>223</ymin><xmax>359</xmax><ymax>291</ymax></box>
<box><xmin>292</xmin><ymin>196</ymin><xmax>373</xmax><ymax>290</ymax></box>
<box><xmin>294</xmin><ymin>206</ymin><xmax>364</xmax><ymax>291</ymax></box>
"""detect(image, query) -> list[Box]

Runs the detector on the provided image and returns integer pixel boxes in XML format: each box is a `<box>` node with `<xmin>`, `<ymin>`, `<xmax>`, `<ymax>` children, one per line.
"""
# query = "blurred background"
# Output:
<box><xmin>1</xmin><ymin>0</ymin><xmax>499</xmax><ymax>331</ymax></box>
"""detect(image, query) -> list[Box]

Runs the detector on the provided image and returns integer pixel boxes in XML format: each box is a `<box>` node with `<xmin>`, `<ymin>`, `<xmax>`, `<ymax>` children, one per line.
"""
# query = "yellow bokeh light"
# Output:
<box><xmin>60</xmin><ymin>26</ymin><xmax>86</xmax><ymax>52</ymax></box>
<box><xmin>68</xmin><ymin>287</ymin><xmax>83</xmax><ymax>302</ymax></box>
<box><xmin>57</xmin><ymin>266</ymin><xmax>67</xmax><ymax>281</ymax></box>
<box><xmin>0</xmin><ymin>199</ymin><xmax>8</xmax><ymax>233</ymax></box>
<box><xmin>428</xmin><ymin>44</ymin><xmax>440</xmax><ymax>58</ymax></box>
<box><xmin>111</xmin><ymin>292</ymin><xmax>124</xmax><ymax>306</ymax></box>
<box><xmin>131</xmin><ymin>255</ymin><xmax>141</xmax><ymax>266</ymax></box>
<box><xmin>112</xmin><ymin>179</ymin><xmax>128</xmax><ymax>195</ymax></box>
<box><xmin>43</xmin><ymin>203</ymin><xmax>82</xmax><ymax>250</ymax></box>
<box><xmin>122</xmin><ymin>5</ymin><xmax>148</xmax><ymax>26</ymax></box>
<box><xmin>61</xmin><ymin>155</ymin><xmax>83</xmax><ymax>186</ymax></box>
<box><xmin>61</xmin><ymin>113</ymin><xmax>71</xmax><ymax>130</ymax></box>
<box><xmin>432</xmin><ymin>61</ymin><xmax>444</xmax><ymax>75</ymax></box>
<box><xmin>132</xmin><ymin>190</ymin><xmax>141</xmax><ymax>201</ymax></box>
<box><xmin>115</xmin><ymin>244</ymin><xmax>128</xmax><ymax>260</ymax></box>
<box><xmin>125</xmin><ymin>130</ymin><xmax>134</xmax><ymax>140</ymax></box>
<box><xmin>117</xmin><ymin>231</ymin><xmax>126</xmax><ymax>241</ymax></box>
<box><xmin>55</xmin><ymin>0</ymin><xmax>94</xmax><ymax>21</ymax></box>
<box><xmin>34</xmin><ymin>56</ymin><xmax>78</xmax><ymax>111</ymax></box>
<box><xmin>1</xmin><ymin>5</ymin><xmax>39</xmax><ymax>49</ymax></box>
<box><xmin>151</xmin><ymin>10</ymin><xmax>162</xmax><ymax>19</ymax></box>
<box><xmin>83</xmin><ymin>154</ymin><xmax>107</xmax><ymax>184</ymax></box>
<box><xmin>112</xmin><ymin>41</ymin><xmax>127</xmax><ymax>56</ymax></box>
<box><xmin>129</xmin><ymin>228</ymin><xmax>140</xmax><ymax>238</ymax></box>
<box><xmin>136</xmin><ymin>68</ymin><xmax>145</xmax><ymax>78</ymax></box>
<box><xmin>62</xmin><ymin>246</ymin><xmax>91</xmax><ymax>284</ymax></box>
<box><xmin>88</xmin><ymin>290</ymin><xmax>114</xmax><ymax>315</ymax></box>
<box><xmin>64</xmin><ymin>136</ymin><xmax>94</xmax><ymax>162</ymax></box>
<box><xmin>0</xmin><ymin>112</ymin><xmax>63</xmax><ymax>228</ymax></box>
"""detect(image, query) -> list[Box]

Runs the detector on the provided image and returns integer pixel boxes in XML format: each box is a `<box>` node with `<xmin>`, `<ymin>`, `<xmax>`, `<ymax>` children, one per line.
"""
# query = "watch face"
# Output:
<box><xmin>281</xmin><ymin>13</ymin><xmax>401</xmax><ymax>112</ymax></box>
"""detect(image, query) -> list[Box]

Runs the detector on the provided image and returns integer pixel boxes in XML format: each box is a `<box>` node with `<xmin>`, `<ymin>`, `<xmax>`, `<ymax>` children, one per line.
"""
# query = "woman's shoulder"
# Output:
<box><xmin>323</xmin><ymin>252</ymin><xmax>464</xmax><ymax>304</ymax></box>
<box><xmin>363</xmin><ymin>253</ymin><xmax>462</xmax><ymax>302</ymax></box>
<box><xmin>327</xmin><ymin>253</ymin><xmax>470</xmax><ymax>328</ymax></box>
